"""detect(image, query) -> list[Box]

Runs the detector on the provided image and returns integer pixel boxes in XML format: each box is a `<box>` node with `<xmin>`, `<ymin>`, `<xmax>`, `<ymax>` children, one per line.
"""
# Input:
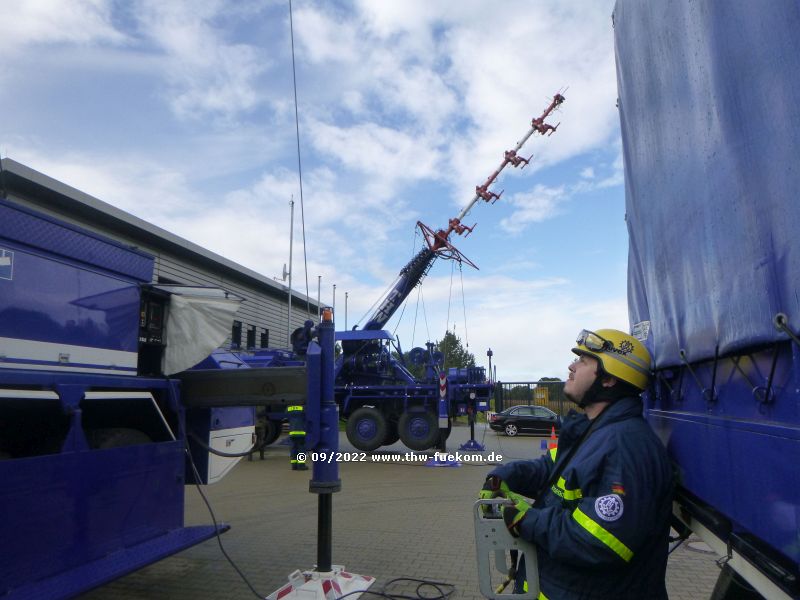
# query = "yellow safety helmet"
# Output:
<box><xmin>572</xmin><ymin>329</ymin><xmax>652</xmax><ymax>391</ymax></box>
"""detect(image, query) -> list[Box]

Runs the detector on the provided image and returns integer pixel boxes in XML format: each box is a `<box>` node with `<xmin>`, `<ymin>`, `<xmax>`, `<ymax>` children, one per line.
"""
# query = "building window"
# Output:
<box><xmin>231</xmin><ymin>320</ymin><xmax>242</xmax><ymax>348</ymax></box>
<box><xmin>246</xmin><ymin>325</ymin><xmax>256</xmax><ymax>350</ymax></box>
<box><xmin>260</xmin><ymin>329</ymin><xmax>269</xmax><ymax>348</ymax></box>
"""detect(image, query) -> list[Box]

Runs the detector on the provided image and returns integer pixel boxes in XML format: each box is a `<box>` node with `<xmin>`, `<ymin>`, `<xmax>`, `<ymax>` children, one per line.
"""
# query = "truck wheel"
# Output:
<box><xmin>91</xmin><ymin>428</ymin><xmax>152</xmax><ymax>449</ymax></box>
<box><xmin>346</xmin><ymin>407</ymin><xmax>387</xmax><ymax>451</ymax></box>
<box><xmin>504</xmin><ymin>423</ymin><xmax>518</xmax><ymax>437</ymax></box>
<box><xmin>398</xmin><ymin>411</ymin><xmax>439</xmax><ymax>451</ymax></box>
<box><xmin>383</xmin><ymin>419</ymin><xmax>400</xmax><ymax>445</ymax></box>
<box><xmin>261</xmin><ymin>419</ymin><xmax>282</xmax><ymax>446</ymax></box>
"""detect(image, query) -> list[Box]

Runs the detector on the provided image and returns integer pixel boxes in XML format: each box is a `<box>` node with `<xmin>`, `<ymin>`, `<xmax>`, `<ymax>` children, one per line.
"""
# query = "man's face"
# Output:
<box><xmin>564</xmin><ymin>353</ymin><xmax>599</xmax><ymax>403</ymax></box>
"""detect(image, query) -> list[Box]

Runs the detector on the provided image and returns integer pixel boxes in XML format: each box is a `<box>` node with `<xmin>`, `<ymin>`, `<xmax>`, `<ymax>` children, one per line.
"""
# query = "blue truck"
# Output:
<box><xmin>227</xmin><ymin>270</ymin><xmax>495</xmax><ymax>454</ymax></box>
<box><xmin>0</xmin><ymin>194</ymin><xmax>335</xmax><ymax>598</ymax></box>
<box><xmin>615</xmin><ymin>1</ymin><xmax>800</xmax><ymax>598</ymax></box>
<box><xmin>332</xmin><ymin>249</ymin><xmax>492</xmax><ymax>453</ymax></box>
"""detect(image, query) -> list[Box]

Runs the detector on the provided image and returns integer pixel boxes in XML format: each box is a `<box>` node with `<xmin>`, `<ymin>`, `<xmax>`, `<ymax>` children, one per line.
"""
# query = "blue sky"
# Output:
<box><xmin>0</xmin><ymin>0</ymin><xmax>628</xmax><ymax>381</ymax></box>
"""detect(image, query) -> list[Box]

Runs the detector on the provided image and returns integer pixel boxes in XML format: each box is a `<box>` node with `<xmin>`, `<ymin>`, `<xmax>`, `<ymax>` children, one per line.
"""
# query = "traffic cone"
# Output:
<box><xmin>547</xmin><ymin>425</ymin><xmax>558</xmax><ymax>450</ymax></box>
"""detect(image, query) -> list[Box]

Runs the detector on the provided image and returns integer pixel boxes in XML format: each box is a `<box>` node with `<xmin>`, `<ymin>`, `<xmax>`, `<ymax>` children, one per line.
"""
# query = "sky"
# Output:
<box><xmin>0</xmin><ymin>0</ymin><xmax>630</xmax><ymax>382</ymax></box>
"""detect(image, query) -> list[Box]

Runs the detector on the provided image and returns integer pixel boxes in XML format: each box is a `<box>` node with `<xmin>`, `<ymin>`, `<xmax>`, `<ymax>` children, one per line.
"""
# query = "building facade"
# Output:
<box><xmin>0</xmin><ymin>158</ymin><xmax>318</xmax><ymax>351</ymax></box>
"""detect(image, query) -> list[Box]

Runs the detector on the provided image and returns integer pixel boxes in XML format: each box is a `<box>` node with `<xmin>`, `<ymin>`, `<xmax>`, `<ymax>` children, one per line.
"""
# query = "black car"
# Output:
<box><xmin>489</xmin><ymin>405</ymin><xmax>561</xmax><ymax>436</ymax></box>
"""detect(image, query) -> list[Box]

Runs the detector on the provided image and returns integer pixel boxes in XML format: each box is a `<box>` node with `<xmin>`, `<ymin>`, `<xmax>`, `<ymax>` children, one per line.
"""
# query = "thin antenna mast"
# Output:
<box><xmin>286</xmin><ymin>196</ymin><xmax>295</xmax><ymax>346</ymax></box>
<box><xmin>288</xmin><ymin>0</ymin><xmax>312</xmax><ymax>319</ymax></box>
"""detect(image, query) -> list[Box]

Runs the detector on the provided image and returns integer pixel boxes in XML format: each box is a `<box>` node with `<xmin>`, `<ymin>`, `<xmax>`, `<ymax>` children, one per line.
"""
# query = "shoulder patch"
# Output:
<box><xmin>594</xmin><ymin>494</ymin><xmax>624</xmax><ymax>522</ymax></box>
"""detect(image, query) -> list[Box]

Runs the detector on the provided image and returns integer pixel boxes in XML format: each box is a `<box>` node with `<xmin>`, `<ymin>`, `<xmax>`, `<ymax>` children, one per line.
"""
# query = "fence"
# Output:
<box><xmin>494</xmin><ymin>380</ymin><xmax>575</xmax><ymax>416</ymax></box>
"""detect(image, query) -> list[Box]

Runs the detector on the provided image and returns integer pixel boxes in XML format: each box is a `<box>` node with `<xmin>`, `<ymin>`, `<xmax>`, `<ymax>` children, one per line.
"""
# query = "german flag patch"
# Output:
<box><xmin>611</xmin><ymin>483</ymin><xmax>625</xmax><ymax>496</ymax></box>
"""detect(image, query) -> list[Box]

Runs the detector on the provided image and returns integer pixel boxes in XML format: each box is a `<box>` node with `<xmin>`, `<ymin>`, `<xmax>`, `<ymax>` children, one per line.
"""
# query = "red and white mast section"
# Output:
<box><xmin>417</xmin><ymin>92</ymin><xmax>565</xmax><ymax>267</ymax></box>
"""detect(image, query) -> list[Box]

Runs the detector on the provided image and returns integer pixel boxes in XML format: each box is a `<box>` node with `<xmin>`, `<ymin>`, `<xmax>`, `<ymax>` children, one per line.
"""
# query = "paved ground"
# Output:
<box><xmin>80</xmin><ymin>424</ymin><xmax>722</xmax><ymax>599</ymax></box>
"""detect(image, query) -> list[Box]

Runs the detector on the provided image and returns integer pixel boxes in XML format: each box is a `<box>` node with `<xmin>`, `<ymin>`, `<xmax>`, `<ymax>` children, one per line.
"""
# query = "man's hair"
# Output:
<box><xmin>595</xmin><ymin>373</ymin><xmax>641</xmax><ymax>402</ymax></box>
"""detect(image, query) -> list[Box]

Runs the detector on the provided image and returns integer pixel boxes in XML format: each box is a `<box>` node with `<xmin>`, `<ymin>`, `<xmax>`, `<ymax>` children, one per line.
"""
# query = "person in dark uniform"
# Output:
<box><xmin>481</xmin><ymin>329</ymin><xmax>674</xmax><ymax>599</ymax></box>
<box><xmin>287</xmin><ymin>404</ymin><xmax>308</xmax><ymax>471</ymax></box>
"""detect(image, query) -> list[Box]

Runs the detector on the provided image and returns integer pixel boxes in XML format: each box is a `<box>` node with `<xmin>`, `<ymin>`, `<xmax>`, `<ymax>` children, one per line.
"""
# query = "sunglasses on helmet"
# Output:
<box><xmin>576</xmin><ymin>329</ymin><xmax>613</xmax><ymax>352</ymax></box>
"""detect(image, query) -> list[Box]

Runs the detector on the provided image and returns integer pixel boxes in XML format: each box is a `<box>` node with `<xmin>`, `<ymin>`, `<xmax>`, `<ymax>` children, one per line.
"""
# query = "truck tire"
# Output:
<box><xmin>346</xmin><ymin>407</ymin><xmax>387</xmax><ymax>451</ymax></box>
<box><xmin>261</xmin><ymin>419</ymin><xmax>282</xmax><ymax>446</ymax></box>
<box><xmin>398</xmin><ymin>411</ymin><xmax>439</xmax><ymax>451</ymax></box>
<box><xmin>91</xmin><ymin>428</ymin><xmax>152</xmax><ymax>449</ymax></box>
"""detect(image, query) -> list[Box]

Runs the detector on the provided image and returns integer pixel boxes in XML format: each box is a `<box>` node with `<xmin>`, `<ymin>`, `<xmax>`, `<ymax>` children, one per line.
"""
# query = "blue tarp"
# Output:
<box><xmin>615</xmin><ymin>1</ymin><xmax>800</xmax><ymax>368</ymax></box>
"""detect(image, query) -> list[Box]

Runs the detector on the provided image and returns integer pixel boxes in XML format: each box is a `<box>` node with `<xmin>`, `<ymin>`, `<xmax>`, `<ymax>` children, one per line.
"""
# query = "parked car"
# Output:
<box><xmin>489</xmin><ymin>405</ymin><xmax>561</xmax><ymax>436</ymax></box>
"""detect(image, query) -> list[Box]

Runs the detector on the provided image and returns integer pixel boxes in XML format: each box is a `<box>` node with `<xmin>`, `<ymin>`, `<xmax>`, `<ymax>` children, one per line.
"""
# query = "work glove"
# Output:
<box><xmin>479</xmin><ymin>475</ymin><xmax>509</xmax><ymax>498</ymax></box>
<box><xmin>502</xmin><ymin>491</ymin><xmax>531</xmax><ymax>537</ymax></box>
<box><xmin>479</xmin><ymin>475</ymin><xmax>510</xmax><ymax>500</ymax></box>
<box><xmin>479</xmin><ymin>475</ymin><xmax>510</xmax><ymax>515</ymax></box>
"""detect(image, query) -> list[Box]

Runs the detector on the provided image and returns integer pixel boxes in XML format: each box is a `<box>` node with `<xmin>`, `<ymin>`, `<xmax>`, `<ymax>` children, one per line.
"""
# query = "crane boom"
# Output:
<box><xmin>360</xmin><ymin>92</ymin><xmax>565</xmax><ymax>333</ymax></box>
<box><xmin>363</xmin><ymin>247</ymin><xmax>436</xmax><ymax>331</ymax></box>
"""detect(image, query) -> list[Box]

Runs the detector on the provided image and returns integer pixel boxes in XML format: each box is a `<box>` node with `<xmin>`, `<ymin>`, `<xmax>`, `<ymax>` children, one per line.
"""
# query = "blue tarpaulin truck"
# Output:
<box><xmin>615</xmin><ymin>1</ymin><xmax>800</xmax><ymax>598</ymax></box>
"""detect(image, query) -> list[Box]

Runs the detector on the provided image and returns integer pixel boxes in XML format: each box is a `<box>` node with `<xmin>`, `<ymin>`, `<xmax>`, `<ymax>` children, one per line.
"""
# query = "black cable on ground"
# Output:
<box><xmin>184</xmin><ymin>447</ymin><xmax>268</xmax><ymax>599</ymax></box>
<box><xmin>336</xmin><ymin>577</ymin><xmax>456</xmax><ymax>600</ymax></box>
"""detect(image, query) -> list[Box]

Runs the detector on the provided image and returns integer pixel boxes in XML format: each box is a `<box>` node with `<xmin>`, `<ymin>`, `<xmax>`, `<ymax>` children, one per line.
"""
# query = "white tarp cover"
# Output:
<box><xmin>163</xmin><ymin>291</ymin><xmax>241</xmax><ymax>375</ymax></box>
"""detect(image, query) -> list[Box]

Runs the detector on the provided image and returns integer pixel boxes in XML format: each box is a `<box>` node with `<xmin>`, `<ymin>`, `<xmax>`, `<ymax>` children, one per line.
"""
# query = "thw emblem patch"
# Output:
<box><xmin>595</xmin><ymin>494</ymin><xmax>624</xmax><ymax>522</ymax></box>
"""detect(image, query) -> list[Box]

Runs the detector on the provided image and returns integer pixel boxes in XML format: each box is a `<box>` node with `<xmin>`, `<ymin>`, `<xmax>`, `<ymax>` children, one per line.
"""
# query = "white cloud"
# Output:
<box><xmin>133</xmin><ymin>0</ymin><xmax>268</xmax><ymax>121</ymax></box>
<box><xmin>467</xmin><ymin>293</ymin><xmax>629</xmax><ymax>381</ymax></box>
<box><xmin>292</xmin><ymin>5</ymin><xmax>360</xmax><ymax>64</ymax></box>
<box><xmin>597</xmin><ymin>143</ymin><xmax>625</xmax><ymax>188</ymax></box>
<box><xmin>293</xmin><ymin>3</ymin><xmax>460</xmax><ymax>137</ymax></box>
<box><xmin>5</xmin><ymin>148</ymin><xmax>193</xmax><ymax>220</ymax></box>
<box><xmin>0</xmin><ymin>0</ymin><xmax>126</xmax><ymax>51</ymax></box>
<box><xmin>307</xmin><ymin>118</ymin><xmax>442</xmax><ymax>193</ymax></box>
<box><xmin>353</xmin><ymin>0</ymin><xmax>445</xmax><ymax>39</ymax></box>
<box><xmin>375</xmin><ymin>270</ymin><xmax>628</xmax><ymax>381</ymax></box>
<box><xmin>441</xmin><ymin>2</ymin><xmax>618</xmax><ymax>202</ymax></box>
<box><xmin>500</xmin><ymin>184</ymin><xmax>567</xmax><ymax>233</ymax></box>
<box><xmin>283</xmin><ymin>0</ymin><xmax>620</xmax><ymax>220</ymax></box>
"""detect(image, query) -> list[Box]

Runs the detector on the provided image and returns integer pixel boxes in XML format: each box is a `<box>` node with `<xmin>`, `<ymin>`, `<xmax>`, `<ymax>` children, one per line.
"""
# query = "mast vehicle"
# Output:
<box><xmin>242</xmin><ymin>93</ymin><xmax>565</xmax><ymax>453</ymax></box>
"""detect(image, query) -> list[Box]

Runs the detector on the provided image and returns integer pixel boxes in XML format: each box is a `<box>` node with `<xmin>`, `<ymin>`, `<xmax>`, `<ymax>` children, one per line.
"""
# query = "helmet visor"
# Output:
<box><xmin>576</xmin><ymin>329</ymin><xmax>612</xmax><ymax>353</ymax></box>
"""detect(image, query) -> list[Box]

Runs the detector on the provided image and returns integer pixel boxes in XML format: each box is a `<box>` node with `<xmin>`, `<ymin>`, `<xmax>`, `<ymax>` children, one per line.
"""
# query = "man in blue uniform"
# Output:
<box><xmin>481</xmin><ymin>329</ymin><xmax>673</xmax><ymax>599</ymax></box>
<box><xmin>288</xmin><ymin>404</ymin><xmax>308</xmax><ymax>471</ymax></box>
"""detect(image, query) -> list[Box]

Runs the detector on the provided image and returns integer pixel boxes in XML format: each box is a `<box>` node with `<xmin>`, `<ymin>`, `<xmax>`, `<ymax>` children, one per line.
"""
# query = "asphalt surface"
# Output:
<box><xmin>79</xmin><ymin>423</ymin><xmax>722</xmax><ymax>599</ymax></box>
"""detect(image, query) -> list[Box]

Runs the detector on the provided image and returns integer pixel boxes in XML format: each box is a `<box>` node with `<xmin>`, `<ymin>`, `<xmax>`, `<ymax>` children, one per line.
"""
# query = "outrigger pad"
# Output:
<box><xmin>267</xmin><ymin>566</ymin><xmax>375</xmax><ymax>600</ymax></box>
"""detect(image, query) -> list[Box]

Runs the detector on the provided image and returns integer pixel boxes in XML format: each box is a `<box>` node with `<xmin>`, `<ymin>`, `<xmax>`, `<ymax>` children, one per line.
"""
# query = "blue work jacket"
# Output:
<box><xmin>489</xmin><ymin>397</ymin><xmax>674</xmax><ymax>600</ymax></box>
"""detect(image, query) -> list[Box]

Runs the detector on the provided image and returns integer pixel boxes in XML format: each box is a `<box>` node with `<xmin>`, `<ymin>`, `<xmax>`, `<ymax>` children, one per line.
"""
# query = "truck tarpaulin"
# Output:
<box><xmin>615</xmin><ymin>1</ymin><xmax>800</xmax><ymax>367</ymax></box>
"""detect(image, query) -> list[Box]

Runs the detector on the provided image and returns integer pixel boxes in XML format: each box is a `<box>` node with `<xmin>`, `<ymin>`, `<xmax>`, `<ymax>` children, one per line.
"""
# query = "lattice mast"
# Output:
<box><xmin>362</xmin><ymin>93</ymin><xmax>565</xmax><ymax>331</ymax></box>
